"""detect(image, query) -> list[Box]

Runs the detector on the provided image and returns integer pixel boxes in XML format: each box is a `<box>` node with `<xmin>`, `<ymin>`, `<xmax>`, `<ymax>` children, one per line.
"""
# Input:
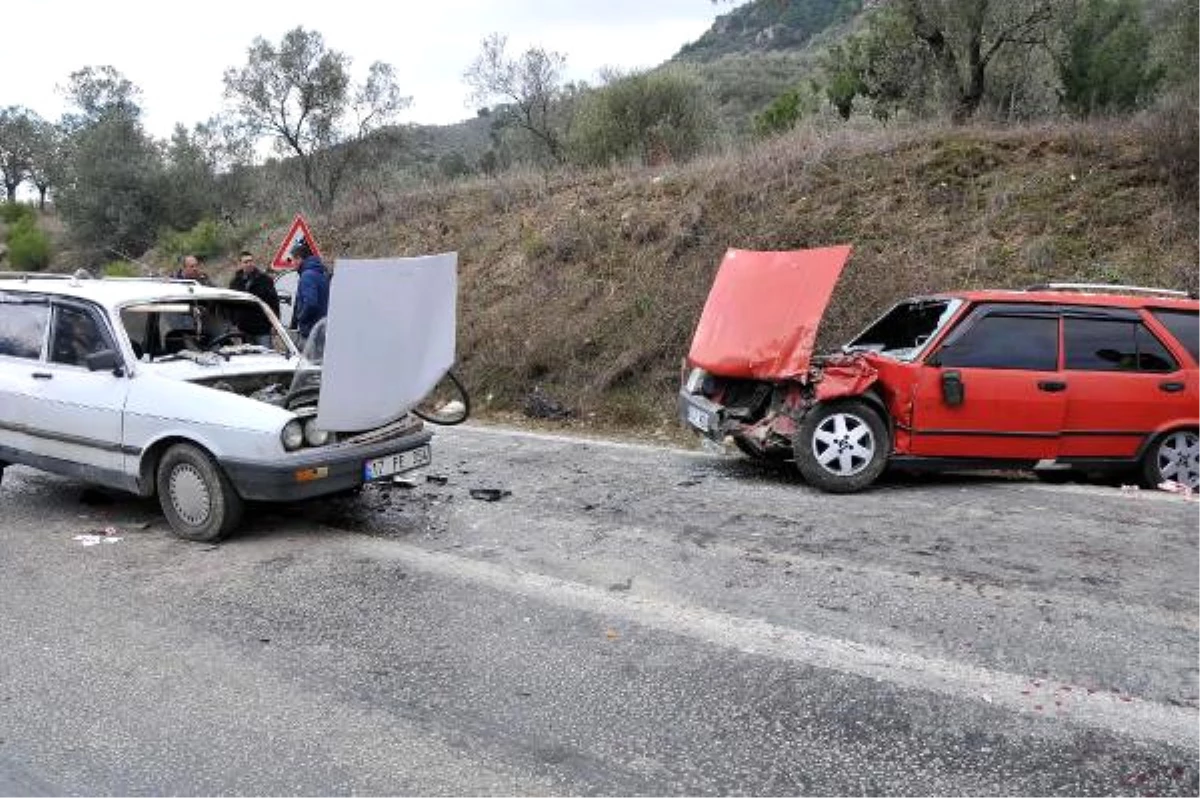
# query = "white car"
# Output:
<box><xmin>0</xmin><ymin>271</ymin><xmax>434</xmax><ymax>542</ymax></box>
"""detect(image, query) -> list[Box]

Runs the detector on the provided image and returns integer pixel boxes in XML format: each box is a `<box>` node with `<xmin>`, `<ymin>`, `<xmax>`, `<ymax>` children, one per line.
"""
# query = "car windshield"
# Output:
<box><xmin>120</xmin><ymin>298</ymin><xmax>291</xmax><ymax>362</ymax></box>
<box><xmin>844</xmin><ymin>298</ymin><xmax>962</xmax><ymax>361</ymax></box>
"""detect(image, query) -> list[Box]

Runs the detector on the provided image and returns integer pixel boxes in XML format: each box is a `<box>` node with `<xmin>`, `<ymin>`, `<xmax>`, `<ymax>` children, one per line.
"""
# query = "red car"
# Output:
<box><xmin>679</xmin><ymin>247</ymin><xmax>1199</xmax><ymax>493</ymax></box>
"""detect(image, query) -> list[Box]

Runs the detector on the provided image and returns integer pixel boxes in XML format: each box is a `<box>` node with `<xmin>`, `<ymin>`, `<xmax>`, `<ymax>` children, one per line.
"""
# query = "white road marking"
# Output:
<box><xmin>360</xmin><ymin>536</ymin><xmax>1197</xmax><ymax>748</ymax></box>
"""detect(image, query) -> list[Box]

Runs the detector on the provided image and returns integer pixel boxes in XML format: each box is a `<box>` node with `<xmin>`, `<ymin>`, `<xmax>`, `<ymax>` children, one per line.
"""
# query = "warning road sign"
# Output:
<box><xmin>270</xmin><ymin>215</ymin><xmax>322</xmax><ymax>270</ymax></box>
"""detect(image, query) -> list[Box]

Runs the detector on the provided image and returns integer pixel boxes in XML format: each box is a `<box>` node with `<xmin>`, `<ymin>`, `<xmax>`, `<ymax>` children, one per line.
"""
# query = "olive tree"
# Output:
<box><xmin>0</xmin><ymin>107</ymin><xmax>40</xmax><ymax>202</ymax></box>
<box><xmin>53</xmin><ymin>67</ymin><xmax>166</xmax><ymax>260</ymax></box>
<box><xmin>223</xmin><ymin>27</ymin><xmax>410</xmax><ymax>211</ymax></box>
<box><xmin>464</xmin><ymin>34</ymin><xmax>569</xmax><ymax>164</ymax></box>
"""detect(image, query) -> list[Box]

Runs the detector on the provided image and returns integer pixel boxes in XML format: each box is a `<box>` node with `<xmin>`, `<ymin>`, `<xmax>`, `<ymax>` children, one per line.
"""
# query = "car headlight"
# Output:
<box><xmin>281</xmin><ymin>419</ymin><xmax>305</xmax><ymax>451</ymax></box>
<box><xmin>303</xmin><ymin>416</ymin><xmax>331</xmax><ymax>446</ymax></box>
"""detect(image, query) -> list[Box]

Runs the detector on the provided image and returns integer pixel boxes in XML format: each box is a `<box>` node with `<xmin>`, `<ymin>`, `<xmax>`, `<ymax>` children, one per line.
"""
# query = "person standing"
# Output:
<box><xmin>174</xmin><ymin>254</ymin><xmax>212</xmax><ymax>285</ymax></box>
<box><xmin>228</xmin><ymin>250</ymin><xmax>281</xmax><ymax>347</ymax></box>
<box><xmin>290</xmin><ymin>238</ymin><xmax>330</xmax><ymax>343</ymax></box>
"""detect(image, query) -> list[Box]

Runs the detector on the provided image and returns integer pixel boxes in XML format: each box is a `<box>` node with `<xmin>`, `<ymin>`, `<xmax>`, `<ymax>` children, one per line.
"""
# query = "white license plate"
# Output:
<box><xmin>363</xmin><ymin>445</ymin><xmax>431</xmax><ymax>481</ymax></box>
<box><xmin>686</xmin><ymin>404</ymin><xmax>710</xmax><ymax>431</ymax></box>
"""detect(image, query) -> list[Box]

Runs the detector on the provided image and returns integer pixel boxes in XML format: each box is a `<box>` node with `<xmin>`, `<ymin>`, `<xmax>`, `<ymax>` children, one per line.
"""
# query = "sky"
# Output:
<box><xmin>6</xmin><ymin>1</ymin><xmax>732</xmax><ymax>140</ymax></box>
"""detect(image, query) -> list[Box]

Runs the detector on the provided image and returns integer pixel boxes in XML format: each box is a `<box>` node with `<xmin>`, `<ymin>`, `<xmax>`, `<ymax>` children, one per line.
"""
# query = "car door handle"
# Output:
<box><xmin>1037</xmin><ymin>380</ymin><xmax>1067</xmax><ymax>392</ymax></box>
<box><xmin>31</xmin><ymin>372</ymin><xmax>53</xmax><ymax>380</ymax></box>
<box><xmin>1159</xmin><ymin>381</ymin><xmax>1186</xmax><ymax>393</ymax></box>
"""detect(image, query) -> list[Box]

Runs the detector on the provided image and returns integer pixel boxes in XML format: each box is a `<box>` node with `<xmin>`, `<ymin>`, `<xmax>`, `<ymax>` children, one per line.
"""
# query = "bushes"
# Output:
<box><xmin>158</xmin><ymin>218</ymin><xmax>227</xmax><ymax>262</ymax></box>
<box><xmin>1139</xmin><ymin>90</ymin><xmax>1199</xmax><ymax>202</ymax></box>
<box><xmin>0</xmin><ymin>202</ymin><xmax>36</xmax><ymax>226</ymax></box>
<box><xmin>6</xmin><ymin>217</ymin><xmax>51</xmax><ymax>271</ymax></box>
<box><xmin>570</xmin><ymin>67</ymin><xmax>715</xmax><ymax>167</ymax></box>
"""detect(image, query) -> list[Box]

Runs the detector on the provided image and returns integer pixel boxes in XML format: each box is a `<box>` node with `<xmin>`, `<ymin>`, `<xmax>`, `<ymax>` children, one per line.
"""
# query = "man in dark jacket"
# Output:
<box><xmin>290</xmin><ymin>239</ymin><xmax>330</xmax><ymax>343</ymax></box>
<box><xmin>228</xmin><ymin>250</ymin><xmax>281</xmax><ymax>347</ymax></box>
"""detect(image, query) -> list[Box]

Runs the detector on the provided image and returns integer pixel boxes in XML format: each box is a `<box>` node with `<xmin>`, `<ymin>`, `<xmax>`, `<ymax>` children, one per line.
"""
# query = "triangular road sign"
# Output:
<box><xmin>270</xmin><ymin>215</ymin><xmax>322</xmax><ymax>270</ymax></box>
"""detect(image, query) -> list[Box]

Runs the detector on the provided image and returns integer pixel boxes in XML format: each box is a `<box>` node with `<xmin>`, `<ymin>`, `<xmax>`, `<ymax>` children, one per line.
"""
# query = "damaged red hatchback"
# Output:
<box><xmin>679</xmin><ymin>247</ymin><xmax>1199</xmax><ymax>493</ymax></box>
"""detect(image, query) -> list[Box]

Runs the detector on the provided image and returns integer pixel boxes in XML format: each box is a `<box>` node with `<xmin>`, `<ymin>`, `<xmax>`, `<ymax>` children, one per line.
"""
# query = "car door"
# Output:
<box><xmin>1057</xmin><ymin>309</ymin><xmax>1195</xmax><ymax>459</ymax></box>
<box><xmin>909</xmin><ymin>305</ymin><xmax>1065</xmax><ymax>460</ymax></box>
<box><xmin>24</xmin><ymin>300</ymin><xmax>130</xmax><ymax>478</ymax></box>
<box><xmin>0</xmin><ymin>294</ymin><xmax>52</xmax><ymax>463</ymax></box>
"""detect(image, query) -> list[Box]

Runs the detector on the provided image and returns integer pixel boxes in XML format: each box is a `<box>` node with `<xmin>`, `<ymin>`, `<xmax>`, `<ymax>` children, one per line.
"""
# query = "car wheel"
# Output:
<box><xmin>156</xmin><ymin>443</ymin><xmax>244</xmax><ymax>542</ymax></box>
<box><xmin>794</xmin><ymin>400</ymin><xmax>890</xmax><ymax>493</ymax></box>
<box><xmin>1141</xmin><ymin>428</ymin><xmax>1199</xmax><ymax>491</ymax></box>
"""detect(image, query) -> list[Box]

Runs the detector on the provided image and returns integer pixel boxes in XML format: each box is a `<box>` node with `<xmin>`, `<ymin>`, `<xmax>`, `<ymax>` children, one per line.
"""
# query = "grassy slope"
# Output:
<box><xmin>315</xmin><ymin>118</ymin><xmax>1196</xmax><ymax>432</ymax></box>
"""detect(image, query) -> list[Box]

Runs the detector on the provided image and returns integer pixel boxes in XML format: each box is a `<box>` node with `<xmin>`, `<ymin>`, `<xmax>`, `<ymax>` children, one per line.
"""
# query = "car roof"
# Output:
<box><xmin>926</xmin><ymin>286</ymin><xmax>1198</xmax><ymax>312</ymax></box>
<box><xmin>0</xmin><ymin>273</ymin><xmax>251</xmax><ymax>311</ymax></box>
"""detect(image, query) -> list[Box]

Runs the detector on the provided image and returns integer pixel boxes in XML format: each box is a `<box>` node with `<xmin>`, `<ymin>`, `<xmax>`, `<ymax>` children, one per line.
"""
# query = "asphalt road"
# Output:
<box><xmin>0</xmin><ymin>424</ymin><xmax>1197</xmax><ymax>796</ymax></box>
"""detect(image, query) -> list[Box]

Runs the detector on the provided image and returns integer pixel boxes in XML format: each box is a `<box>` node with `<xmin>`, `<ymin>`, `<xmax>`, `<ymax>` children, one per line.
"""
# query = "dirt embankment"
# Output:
<box><xmin>212</xmin><ymin>119</ymin><xmax>1200</xmax><ymax>434</ymax></box>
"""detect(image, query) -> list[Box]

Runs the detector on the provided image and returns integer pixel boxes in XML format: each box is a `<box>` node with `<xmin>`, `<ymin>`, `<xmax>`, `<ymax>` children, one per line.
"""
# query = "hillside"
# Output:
<box><xmin>286</xmin><ymin>118</ymin><xmax>1196</xmax><ymax>434</ymax></box>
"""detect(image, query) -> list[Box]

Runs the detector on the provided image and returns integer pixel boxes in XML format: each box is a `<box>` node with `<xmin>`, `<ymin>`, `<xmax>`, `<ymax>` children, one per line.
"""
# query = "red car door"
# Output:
<box><xmin>1058</xmin><ymin>310</ymin><xmax>1197</xmax><ymax>459</ymax></box>
<box><xmin>909</xmin><ymin>306</ymin><xmax>1066</xmax><ymax>460</ymax></box>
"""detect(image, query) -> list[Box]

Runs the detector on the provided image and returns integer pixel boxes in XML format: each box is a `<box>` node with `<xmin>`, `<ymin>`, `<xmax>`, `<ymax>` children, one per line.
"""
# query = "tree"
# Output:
<box><xmin>570</xmin><ymin>67</ymin><xmax>715</xmax><ymax>166</ymax></box>
<box><xmin>54</xmin><ymin>67</ymin><xmax>165</xmax><ymax>260</ymax></box>
<box><xmin>26</xmin><ymin>118</ymin><xmax>68</xmax><ymax>209</ymax></box>
<box><xmin>898</xmin><ymin>0</ymin><xmax>1057</xmax><ymax>122</ymax></box>
<box><xmin>0</xmin><ymin>107</ymin><xmax>40</xmax><ymax>202</ymax></box>
<box><xmin>223</xmin><ymin>27</ymin><xmax>411</xmax><ymax>211</ymax></box>
<box><xmin>1057</xmin><ymin>0</ymin><xmax>1163</xmax><ymax>115</ymax></box>
<box><xmin>464</xmin><ymin>34</ymin><xmax>569</xmax><ymax>164</ymax></box>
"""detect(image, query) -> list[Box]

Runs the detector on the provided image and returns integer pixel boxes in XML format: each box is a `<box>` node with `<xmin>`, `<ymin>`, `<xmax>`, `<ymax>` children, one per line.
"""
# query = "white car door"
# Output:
<box><xmin>25</xmin><ymin>301</ymin><xmax>130</xmax><ymax>478</ymax></box>
<box><xmin>0</xmin><ymin>295</ymin><xmax>52</xmax><ymax>462</ymax></box>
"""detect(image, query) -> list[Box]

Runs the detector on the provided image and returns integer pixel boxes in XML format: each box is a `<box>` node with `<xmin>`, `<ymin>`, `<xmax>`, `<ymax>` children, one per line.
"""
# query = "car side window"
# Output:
<box><xmin>0</xmin><ymin>299</ymin><xmax>50</xmax><ymax>360</ymax></box>
<box><xmin>936</xmin><ymin>314</ymin><xmax>1059</xmax><ymax>371</ymax></box>
<box><xmin>50</xmin><ymin>304</ymin><xmax>110</xmax><ymax>367</ymax></box>
<box><xmin>1150</xmin><ymin>309</ymin><xmax>1199</xmax><ymax>363</ymax></box>
<box><xmin>1064</xmin><ymin>317</ymin><xmax>1177</xmax><ymax>373</ymax></box>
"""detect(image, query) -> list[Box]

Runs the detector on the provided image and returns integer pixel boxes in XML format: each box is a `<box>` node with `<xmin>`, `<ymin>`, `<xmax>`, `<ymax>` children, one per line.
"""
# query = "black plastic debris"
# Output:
<box><xmin>426</xmin><ymin>474</ymin><xmax>449</xmax><ymax>485</ymax></box>
<box><xmin>469</xmin><ymin>488</ymin><xmax>512</xmax><ymax>502</ymax></box>
<box><xmin>523</xmin><ymin>387</ymin><xmax>572</xmax><ymax>420</ymax></box>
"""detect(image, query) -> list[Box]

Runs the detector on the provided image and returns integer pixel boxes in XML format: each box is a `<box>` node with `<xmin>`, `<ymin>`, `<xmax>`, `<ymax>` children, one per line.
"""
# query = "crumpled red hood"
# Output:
<box><xmin>687</xmin><ymin>246</ymin><xmax>853</xmax><ymax>380</ymax></box>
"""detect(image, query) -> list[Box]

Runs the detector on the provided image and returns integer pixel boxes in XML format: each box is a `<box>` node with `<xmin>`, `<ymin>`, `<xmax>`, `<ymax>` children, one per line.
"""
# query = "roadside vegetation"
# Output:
<box><xmin>0</xmin><ymin>0</ymin><xmax>1195</xmax><ymax>432</ymax></box>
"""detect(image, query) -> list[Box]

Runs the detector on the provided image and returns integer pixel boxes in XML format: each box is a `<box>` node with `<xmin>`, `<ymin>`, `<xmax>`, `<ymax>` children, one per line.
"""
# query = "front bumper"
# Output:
<box><xmin>678</xmin><ymin>390</ymin><xmax>724</xmax><ymax>442</ymax></box>
<box><xmin>221</xmin><ymin>428</ymin><xmax>435</xmax><ymax>502</ymax></box>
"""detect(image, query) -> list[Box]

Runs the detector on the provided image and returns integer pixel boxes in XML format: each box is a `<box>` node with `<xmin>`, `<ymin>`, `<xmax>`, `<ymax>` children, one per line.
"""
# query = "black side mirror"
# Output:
<box><xmin>85</xmin><ymin>348</ymin><xmax>124</xmax><ymax>376</ymax></box>
<box><xmin>941</xmin><ymin>369</ymin><xmax>964</xmax><ymax>407</ymax></box>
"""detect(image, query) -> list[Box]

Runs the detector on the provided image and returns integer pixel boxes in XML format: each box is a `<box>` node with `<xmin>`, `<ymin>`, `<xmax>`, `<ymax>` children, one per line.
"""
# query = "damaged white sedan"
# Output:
<box><xmin>0</xmin><ymin>267</ymin><xmax>448</xmax><ymax>542</ymax></box>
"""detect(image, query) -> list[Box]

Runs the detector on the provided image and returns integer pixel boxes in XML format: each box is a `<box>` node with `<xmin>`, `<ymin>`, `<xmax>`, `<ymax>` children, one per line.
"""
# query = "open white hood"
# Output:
<box><xmin>315</xmin><ymin>253</ymin><xmax>457</xmax><ymax>431</ymax></box>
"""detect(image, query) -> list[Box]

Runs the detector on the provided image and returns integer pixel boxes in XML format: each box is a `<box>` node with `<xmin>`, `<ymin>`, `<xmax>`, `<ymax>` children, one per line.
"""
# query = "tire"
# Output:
<box><xmin>156</xmin><ymin>443</ymin><xmax>244</xmax><ymax>542</ymax></box>
<box><xmin>1141</xmin><ymin>428</ymin><xmax>1199</xmax><ymax>491</ymax></box>
<box><xmin>794</xmin><ymin>400</ymin><xmax>890</xmax><ymax>493</ymax></box>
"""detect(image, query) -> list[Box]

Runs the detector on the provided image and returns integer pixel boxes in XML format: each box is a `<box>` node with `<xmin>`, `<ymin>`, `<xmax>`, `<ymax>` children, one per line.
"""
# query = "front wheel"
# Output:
<box><xmin>1141</xmin><ymin>429</ymin><xmax>1199</xmax><ymax>491</ymax></box>
<box><xmin>156</xmin><ymin>443</ymin><xmax>244</xmax><ymax>542</ymax></box>
<box><xmin>794</xmin><ymin>400</ymin><xmax>890</xmax><ymax>493</ymax></box>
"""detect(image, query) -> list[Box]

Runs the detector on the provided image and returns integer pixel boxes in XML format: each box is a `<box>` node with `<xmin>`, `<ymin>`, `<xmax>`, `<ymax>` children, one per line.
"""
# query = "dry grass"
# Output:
<box><xmin>168</xmin><ymin>118</ymin><xmax>1200</xmax><ymax>432</ymax></box>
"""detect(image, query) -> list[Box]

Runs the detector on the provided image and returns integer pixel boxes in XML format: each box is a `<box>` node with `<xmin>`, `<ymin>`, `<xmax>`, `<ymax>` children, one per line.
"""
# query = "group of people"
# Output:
<box><xmin>173</xmin><ymin>239</ymin><xmax>330</xmax><ymax>345</ymax></box>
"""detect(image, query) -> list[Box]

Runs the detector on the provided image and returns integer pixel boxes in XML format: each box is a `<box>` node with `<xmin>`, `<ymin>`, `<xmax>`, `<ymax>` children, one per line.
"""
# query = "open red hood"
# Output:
<box><xmin>687</xmin><ymin>246</ymin><xmax>853</xmax><ymax>380</ymax></box>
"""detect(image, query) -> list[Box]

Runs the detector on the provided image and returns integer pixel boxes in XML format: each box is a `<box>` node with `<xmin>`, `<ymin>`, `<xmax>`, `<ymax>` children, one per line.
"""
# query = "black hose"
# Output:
<box><xmin>413</xmin><ymin>369</ymin><xmax>471</xmax><ymax>426</ymax></box>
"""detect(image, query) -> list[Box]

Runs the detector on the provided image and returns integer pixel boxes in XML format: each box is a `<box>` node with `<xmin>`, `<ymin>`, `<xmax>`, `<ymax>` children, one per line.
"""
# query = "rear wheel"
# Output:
<box><xmin>1141</xmin><ymin>429</ymin><xmax>1199</xmax><ymax>491</ymax></box>
<box><xmin>156</xmin><ymin>443</ymin><xmax>244</xmax><ymax>542</ymax></box>
<box><xmin>794</xmin><ymin>400</ymin><xmax>890</xmax><ymax>493</ymax></box>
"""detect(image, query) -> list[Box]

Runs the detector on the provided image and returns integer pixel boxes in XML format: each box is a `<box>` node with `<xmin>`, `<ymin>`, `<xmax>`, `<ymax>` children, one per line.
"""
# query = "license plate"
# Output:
<box><xmin>363</xmin><ymin>445</ymin><xmax>431</xmax><ymax>481</ymax></box>
<box><xmin>686</xmin><ymin>404</ymin><xmax>710</xmax><ymax>431</ymax></box>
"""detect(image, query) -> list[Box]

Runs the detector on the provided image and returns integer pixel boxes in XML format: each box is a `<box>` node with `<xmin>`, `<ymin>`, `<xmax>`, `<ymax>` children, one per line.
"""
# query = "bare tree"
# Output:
<box><xmin>26</xmin><ymin>118</ymin><xmax>68</xmax><ymax>209</ymax></box>
<box><xmin>223</xmin><ymin>27</ymin><xmax>411</xmax><ymax>211</ymax></box>
<box><xmin>464</xmin><ymin>34</ymin><xmax>569</xmax><ymax>164</ymax></box>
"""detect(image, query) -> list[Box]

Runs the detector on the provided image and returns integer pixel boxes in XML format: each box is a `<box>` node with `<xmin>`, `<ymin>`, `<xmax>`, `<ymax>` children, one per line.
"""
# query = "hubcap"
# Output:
<box><xmin>1156</xmin><ymin>430</ymin><xmax>1199</xmax><ymax>490</ymax></box>
<box><xmin>169</xmin><ymin>463</ymin><xmax>212</xmax><ymax>526</ymax></box>
<box><xmin>812</xmin><ymin>412</ymin><xmax>875</xmax><ymax>477</ymax></box>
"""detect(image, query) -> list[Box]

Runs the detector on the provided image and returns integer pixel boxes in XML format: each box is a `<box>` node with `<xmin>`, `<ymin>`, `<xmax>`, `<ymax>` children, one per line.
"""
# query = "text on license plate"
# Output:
<box><xmin>363</xmin><ymin>445</ymin><xmax>431</xmax><ymax>481</ymax></box>
<box><xmin>686</xmin><ymin>404</ymin><xmax>710</xmax><ymax>431</ymax></box>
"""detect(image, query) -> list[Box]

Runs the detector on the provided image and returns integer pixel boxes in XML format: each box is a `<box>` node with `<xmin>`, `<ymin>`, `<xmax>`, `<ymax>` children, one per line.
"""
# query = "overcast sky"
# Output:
<box><xmin>7</xmin><ymin>1</ymin><xmax>732</xmax><ymax>139</ymax></box>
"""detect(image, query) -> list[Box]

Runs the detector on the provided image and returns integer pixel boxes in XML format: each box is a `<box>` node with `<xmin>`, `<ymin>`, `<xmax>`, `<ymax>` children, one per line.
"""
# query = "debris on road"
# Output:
<box><xmin>426</xmin><ymin>474</ymin><xmax>449</xmax><ymax>485</ymax></box>
<box><xmin>73</xmin><ymin>527</ymin><xmax>123</xmax><ymax>546</ymax></box>
<box><xmin>469</xmin><ymin>488</ymin><xmax>512</xmax><ymax>502</ymax></box>
<box><xmin>1158</xmin><ymin>480</ymin><xmax>1197</xmax><ymax>499</ymax></box>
